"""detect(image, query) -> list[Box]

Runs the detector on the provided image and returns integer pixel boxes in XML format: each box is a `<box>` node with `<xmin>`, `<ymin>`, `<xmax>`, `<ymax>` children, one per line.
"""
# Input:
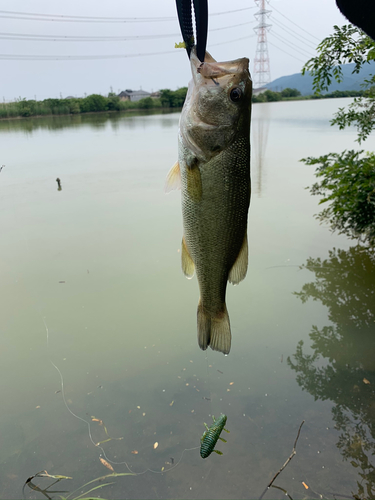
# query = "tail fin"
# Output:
<box><xmin>197</xmin><ymin>301</ymin><xmax>231</xmax><ymax>355</ymax></box>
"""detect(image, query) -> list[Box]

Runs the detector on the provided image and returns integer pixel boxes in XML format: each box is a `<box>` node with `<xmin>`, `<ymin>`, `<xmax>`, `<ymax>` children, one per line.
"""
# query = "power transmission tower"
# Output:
<box><xmin>253</xmin><ymin>0</ymin><xmax>272</xmax><ymax>88</ymax></box>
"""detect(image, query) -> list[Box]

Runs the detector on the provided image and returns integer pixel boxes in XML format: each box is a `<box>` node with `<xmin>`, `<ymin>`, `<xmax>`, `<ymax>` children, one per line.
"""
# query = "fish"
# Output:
<box><xmin>200</xmin><ymin>413</ymin><xmax>229</xmax><ymax>458</ymax></box>
<box><xmin>166</xmin><ymin>47</ymin><xmax>252</xmax><ymax>355</ymax></box>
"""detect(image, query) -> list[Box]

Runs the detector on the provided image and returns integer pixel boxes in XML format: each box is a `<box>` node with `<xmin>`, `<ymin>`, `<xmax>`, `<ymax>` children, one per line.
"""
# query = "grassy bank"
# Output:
<box><xmin>0</xmin><ymin>88</ymin><xmax>187</xmax><ymax>120</ymax></box>
<box><xmin>252</xmin><ymin>88</ymin><xmax>365</xmax><ymax>103</ymax></box>
<box><xmin>0</xmin><ymin>86</ymin><xmax>367</xmax><ymax>121</ymax></box>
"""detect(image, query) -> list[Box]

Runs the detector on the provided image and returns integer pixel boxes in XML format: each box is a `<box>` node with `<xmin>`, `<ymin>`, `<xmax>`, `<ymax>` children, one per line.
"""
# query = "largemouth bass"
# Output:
<box><xmin>167</xmin><ymin>48</ymin><xmax>252</xmax><ymax>355</ymax></box>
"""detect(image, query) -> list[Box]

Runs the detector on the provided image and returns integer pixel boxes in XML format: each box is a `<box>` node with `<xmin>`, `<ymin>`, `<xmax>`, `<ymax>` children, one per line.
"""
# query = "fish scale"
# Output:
<box><xmin>167</xmin><ymin>47</ymin><xmax>252</xmax><ymax>354</ymax></box>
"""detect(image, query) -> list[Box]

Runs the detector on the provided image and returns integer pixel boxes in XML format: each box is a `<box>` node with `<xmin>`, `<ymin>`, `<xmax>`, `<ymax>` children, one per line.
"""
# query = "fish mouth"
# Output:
<box><xmin>190</xmin><ymin>47</ymin><xmax>250</xmax><ymax>82</ymax></box>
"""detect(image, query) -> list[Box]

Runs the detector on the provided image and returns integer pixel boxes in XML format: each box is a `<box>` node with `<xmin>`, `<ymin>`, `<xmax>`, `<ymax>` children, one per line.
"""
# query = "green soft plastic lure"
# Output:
<box><xmin>200</xmin><ymin>414</ymin><xmax>229</xmax><ymax>458</ymax></box>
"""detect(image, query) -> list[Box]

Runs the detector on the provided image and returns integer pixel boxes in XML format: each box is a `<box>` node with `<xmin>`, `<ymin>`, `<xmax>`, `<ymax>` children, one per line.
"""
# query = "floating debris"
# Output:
<box><xmin>99</xmin><ymin>458</ymin><xmax>114</xmax><ymax>472</ymax></box>
<box><xmin>153</xmin><ymin>442</ymin><xmax>159</xmax><ymax>450</ymax></box>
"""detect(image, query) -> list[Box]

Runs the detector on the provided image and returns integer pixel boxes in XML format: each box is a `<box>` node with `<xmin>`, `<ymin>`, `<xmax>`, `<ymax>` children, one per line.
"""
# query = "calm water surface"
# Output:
<box><xmin>1</xmin><ymin>100</ymin><xmax>375</xmax><ymax>499</ymax></box>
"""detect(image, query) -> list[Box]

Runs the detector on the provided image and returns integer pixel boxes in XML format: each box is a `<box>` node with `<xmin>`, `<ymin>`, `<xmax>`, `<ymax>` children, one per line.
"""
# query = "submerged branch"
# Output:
<box><xmin>259</xmin><ymin>420</ymin><xmax>305</xmax><ymax>500</ymax></box>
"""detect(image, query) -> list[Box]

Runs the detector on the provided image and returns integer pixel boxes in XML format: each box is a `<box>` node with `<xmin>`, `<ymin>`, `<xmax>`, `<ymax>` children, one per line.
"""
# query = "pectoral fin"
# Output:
<box><xmin>165</xmin><ymin>161</ymin><xmax>181</xmax><ymax>192</ymax></box>
<box><xmin>228</xmin><ymin>231</ymin><xmax>248</xmax><ymax>285</ymax></box>
<box><xmin>186</xmin><ymin>161</ymin><xmax>202</xmax><ymax>202</ymax></box>
<box><xmin>181</xmin><ymin>237</ymin><xmax>195</xmax><ymax>279</ymax></box>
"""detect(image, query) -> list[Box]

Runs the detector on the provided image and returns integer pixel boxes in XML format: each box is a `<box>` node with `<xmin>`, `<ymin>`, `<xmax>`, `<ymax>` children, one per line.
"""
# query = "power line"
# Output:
<box><xmin>267</xmin><ymin>40</ymin><xmax>307</xmax><ymax>64</ymax></box>
<box><xmin>269</xmin><ymin>31</ymin><xmax>314</xmax><ymax>59</ymax></box>
<box><xmin>0</xmin><ymin>33</ymin><xmax>256</xmax><ymax>60</ymax></box>
<box><xmin>271</xmin><ymin>5</ymin><xmax>321</xmax><ymax>42</ymax></box>
<box><xmin>0</xmin><ymin>7</ymin><xmax>256</xmax><ymax>23</ymax></box>
<box><xmin>0</xmin><ymin>51</ymin><xmax>177</xmax><ymax>60</ymax></box>
<box><xmin>271</xmin><ymin>15</ymin><xmax>317</xmax><ymax>50</ymax></box>
<box><xmin>211</xmin><ymin>33</ymin><xmax>257</xmax><ymax>47</ymax></box>
<box><xmin>0</xmin><ymin>21</ymin><xmax>257</xmax><ymax>42</ymax></box>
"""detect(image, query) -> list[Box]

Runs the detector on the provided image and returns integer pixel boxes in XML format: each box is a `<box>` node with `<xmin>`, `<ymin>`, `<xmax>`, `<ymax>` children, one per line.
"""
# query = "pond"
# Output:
<box><xmin>0</xmin><ymin>99</ymin><xmax>375</xmax><ymax>499</ymax></box>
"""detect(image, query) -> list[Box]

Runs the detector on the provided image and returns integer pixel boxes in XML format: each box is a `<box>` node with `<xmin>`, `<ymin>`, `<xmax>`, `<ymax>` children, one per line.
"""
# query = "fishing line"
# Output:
<box><xmin>43</xmin><ymin>317</ymin><xmax>199</xmax><ymax>477</ymax></box>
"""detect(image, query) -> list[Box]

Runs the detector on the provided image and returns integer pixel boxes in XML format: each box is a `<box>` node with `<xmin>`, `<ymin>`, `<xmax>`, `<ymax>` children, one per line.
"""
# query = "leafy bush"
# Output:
<box><xmin>281</xmin><ymin>88</ymin><xmax>301</xmax><ymax>98</ymax></box>
<box><xmin>160</xmin><ymin>88</ymin><xmax>187</xmax><ymax>107</ymax></box>
<box><xmin>302</xmin><ymin>150</ymin><xmax>375</xmax><ymax>245</ymax></box>
<box><xmin>302</xmin><ymin>24</ymin><xmax>375</xmax><ymax>246</ymax></box>
<box><xmin>80</xmin><ymin>94</ymin><xmax>108</xmax><ymax>113</ymax></box>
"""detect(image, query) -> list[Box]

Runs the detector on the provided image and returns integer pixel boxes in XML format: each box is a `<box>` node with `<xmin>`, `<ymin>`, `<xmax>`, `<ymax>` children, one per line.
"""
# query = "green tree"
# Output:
<box><xmin>263</xmin><ymin>89</ymin><xmax>281</xmax><ymax>102</ymax></box>
<box><xmin>301</xmin><ymin>24</ymin><xmax>375</xmax><ymax>245</ymax></box>
<box><xmin>80</xmin><ymin>94</ymin><xmax>108</xmax><ymax>113</ymax></box>
<box><xmin>107</xmin><ymin>92</ymin><xmax>120</xmax><ymax>111</ymax></box>
<box><xmin>160</xmin><ymin>87</ymin><xmax>187</xmax><ymax>107</ymax></box>
<box><xmin>303</xmin><ymin>150</ymin><xmax>375</xmax><ymax>244</ymax></box>
<box><xmin>280</xmin><ymin>87</ymin><xmax>301</xmax><ymax>98</ymax></box>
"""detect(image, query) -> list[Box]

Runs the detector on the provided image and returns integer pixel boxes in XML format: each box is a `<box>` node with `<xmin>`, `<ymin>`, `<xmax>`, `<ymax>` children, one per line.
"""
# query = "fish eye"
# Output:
<box><xmin>230</xmin><ymin>87</ymin><xmax>242</xmax><ymax>102</ymax></box>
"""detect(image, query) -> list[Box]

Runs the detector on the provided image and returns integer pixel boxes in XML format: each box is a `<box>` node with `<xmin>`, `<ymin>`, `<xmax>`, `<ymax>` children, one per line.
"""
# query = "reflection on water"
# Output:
<box><xmin>252</xmin><ymin>108</ymin><xmax>270</xmax><ymax>197</ymax></box>
<box><xmin>289</xmin><ymin>246</ymin><xmax>375</xmax><ymax>499</ymax></box>
<box><xmin>2</xmin><ymin>100</ymin><xmax>375</xmax><ymax>499</ymax></box>
<box><xmin>0</xmin><ymin>108</ymin><xmax>179</xmax><ymax>135</ymax></box>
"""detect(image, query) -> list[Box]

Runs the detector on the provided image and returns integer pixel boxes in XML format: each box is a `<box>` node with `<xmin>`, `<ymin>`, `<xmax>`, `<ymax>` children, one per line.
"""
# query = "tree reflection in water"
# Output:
<box><xmin>288</xmin><ymin>245</ymin><xmax>375</xmax><ymax>499</ymax></box>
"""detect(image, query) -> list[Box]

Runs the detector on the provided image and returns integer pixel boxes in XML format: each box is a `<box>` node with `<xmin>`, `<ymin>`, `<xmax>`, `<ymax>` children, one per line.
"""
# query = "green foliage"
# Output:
<box><xmin>0</xmin><ymin>89</ymin><xmax>182</xmax><ymax>120</ymax></box>
<box><xmin>106</xmin><ymin>92</ymin><xmax>121</xmax><ymax>111</ymax></box>
<box><xmin>138</xmin><ymin>97</ymin><xmax>154</xmax><ymax>109</ymax></box>
<box><xmin>252</xmin><ymin>88</ymin><xmax>302</xmax><ymax>103</ymax></box>
<box><xmin>263</xmin><ymin>90</ymin><xmax>281</xmax><ymax>101</ymax></box>
<box><xmin>160</xmin><ymin>87</ymin><xmax>187</xmax><ymax>107</ymax></box>
<box><xmin>280</xmin><ymin>87</ymin><xmax>301</xmax><ymax>97</ymax></box>
<box><xmin>301</xmin><ymin>24</ymin><xmax>375</xmax><ymax>245</ymax></box>
<box><xmin>303</xmin><ymin>25</ymin><xmax>375</xmax><ymax>94</ymax></box>
<box><xmin>252</xmin><ymin>90</ymin><xmax>281</xmax><ymax>103</ymax></box>
<box><xmin>302</xmin><ymin>24</ymin><xmax>375</xmax><ymax>143</ymax></box>
<box><xmin>80</xmin><ymin>94</ymin><xmax>108</xmax><ymax>112</ymax></box>
<box><xmin>303</xmin><ymin>150</ymin><xmax>375</xmax><ymax>245</ymax></box>
<box><xmin>323</xmin><ymin>89</ymin><xmax>363</xmax><ymax>98</ymax></box>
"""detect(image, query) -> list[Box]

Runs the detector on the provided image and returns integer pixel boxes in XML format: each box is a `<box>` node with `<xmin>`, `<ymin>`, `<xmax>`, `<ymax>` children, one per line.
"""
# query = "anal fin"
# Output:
<box><xmin>228</xmin><ymin>231</ymin><xmax>248</xmax><ymax>285</ymax></box>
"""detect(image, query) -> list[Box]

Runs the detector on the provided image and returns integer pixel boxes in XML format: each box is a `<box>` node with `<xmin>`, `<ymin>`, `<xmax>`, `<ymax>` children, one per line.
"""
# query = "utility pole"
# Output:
<box><xmin>253</xmin><ymin>0</ymin><xmax>272</xmax><ymax>88</ymax></box>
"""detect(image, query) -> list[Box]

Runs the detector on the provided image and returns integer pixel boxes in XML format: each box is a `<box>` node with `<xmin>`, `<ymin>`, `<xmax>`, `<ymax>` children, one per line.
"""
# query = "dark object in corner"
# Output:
<box><xmin>336</xmin><ymin>0</ymin><xmax>375</xmax><ymax>40</ymax></box>
<box><xmin>56</xmin><ymin>177</ymin><xmax>62</xmax><ymax>191</ymax></box>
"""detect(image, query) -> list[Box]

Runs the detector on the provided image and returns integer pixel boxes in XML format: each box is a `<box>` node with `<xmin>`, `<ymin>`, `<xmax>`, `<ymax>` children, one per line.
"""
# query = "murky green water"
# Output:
<box><xmin>1</xmin><ymin>100</ymin><xmax>374</xmax><ymax>499</ymax></box>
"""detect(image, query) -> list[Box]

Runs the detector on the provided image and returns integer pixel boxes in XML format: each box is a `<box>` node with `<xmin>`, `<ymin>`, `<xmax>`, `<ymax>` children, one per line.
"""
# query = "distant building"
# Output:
<box><xmin>118</xmin><ymin>89</ymin><xmax>151</xmax><ymax>102</ymax></box>
<box><xmin>253</xmin><ymin>87</ymin><xmax>267</xmax><ymax>95</ymax></box>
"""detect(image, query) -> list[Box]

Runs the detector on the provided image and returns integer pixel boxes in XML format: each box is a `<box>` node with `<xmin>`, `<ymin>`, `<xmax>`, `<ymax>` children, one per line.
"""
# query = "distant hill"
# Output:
<box><xmin>265</xmin><ymin>62</ymin><xmax>375</xmax><ymax>95</ymax></box>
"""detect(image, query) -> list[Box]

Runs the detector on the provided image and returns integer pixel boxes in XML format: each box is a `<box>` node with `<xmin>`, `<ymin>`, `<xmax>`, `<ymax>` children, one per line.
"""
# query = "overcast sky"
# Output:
<box><xmin>0</xmin><ymin>0</ymin><xmax>347</xmax><ymax>101</ymax></box>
